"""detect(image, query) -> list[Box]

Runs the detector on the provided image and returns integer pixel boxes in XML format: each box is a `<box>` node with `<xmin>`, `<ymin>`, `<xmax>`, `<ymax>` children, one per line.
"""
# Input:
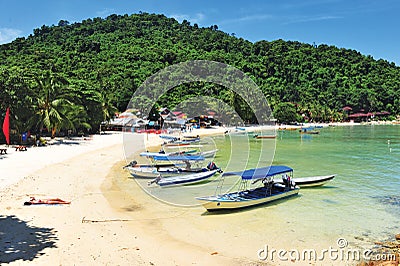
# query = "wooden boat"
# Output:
<box><xmin>292</xmin><ymin>175</ymin><xmax>335</xmax><ymax>187</ymax></box>
<box><xmin>139</xmin><ymin>149</ymin><xmax>197</xmax><ymax>157</ymax></box>
<box><xmin>253</xmin><ymin>134</ymin><xmax>277</xmax><ymax>139</ymax></box>
<box><xmin>149</xmin><ymin>169</ymin><xmax>220</xmax><ymax>187</ymax></box>
<box><xmin>196</xmin><ymin>165</ymin><xmax>300</xmax><ymax>211</ymax></box>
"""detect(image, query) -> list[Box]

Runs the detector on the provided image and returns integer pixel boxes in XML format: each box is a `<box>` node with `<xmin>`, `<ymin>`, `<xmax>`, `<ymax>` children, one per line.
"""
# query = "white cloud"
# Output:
<box><xmin>0</xmin><ymin>28</ymin><xmax>23</xmax><ymax>44</ymax></box>
<box><xmin>170</xmin><ymin>13</ymin><xmax>205</xmax><ymax>24</ymax></box>
<box><xmin>284</xmin><ymin>15</ymin><xmax>342</xmax><ymax>24</ymax></box>
<box><xmin>96</xmin><ymin>8</ymin><xmax>116</xmax><ymax>18</ymax></box>
<box><xmin>218</xmin><ymin>14</ymin><xmax>274</xmax><ymax>26</ymax></box>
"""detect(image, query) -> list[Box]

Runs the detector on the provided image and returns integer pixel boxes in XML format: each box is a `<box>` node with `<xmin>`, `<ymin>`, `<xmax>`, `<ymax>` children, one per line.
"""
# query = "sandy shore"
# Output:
<box><xmin>2</xmin><ymin>125</ymin><xmax>396</xmax><ymax>265</ymax></box>
<box><xmin>0</xmin><ymin>131</ymin><xmax>254</xmax><ymax>265</ymax></box>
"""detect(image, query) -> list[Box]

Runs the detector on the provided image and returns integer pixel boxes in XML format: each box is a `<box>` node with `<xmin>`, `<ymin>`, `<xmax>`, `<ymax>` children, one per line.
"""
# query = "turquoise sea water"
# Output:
<box><xmin>129</xmin><ymin>125</ymin><xmax>400</xmax><ymax>250</ymax></box>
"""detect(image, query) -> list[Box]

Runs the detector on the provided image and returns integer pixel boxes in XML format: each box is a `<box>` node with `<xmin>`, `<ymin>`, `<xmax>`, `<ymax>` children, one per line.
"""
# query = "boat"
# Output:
<box><xmin>183</xmin><ymin>135</ymin><xmax>200</xmax><ymax>139</ymax></box>
<box><xmin>128</xmin><ymin>165</ymin><xmax>210</xmax><ymax>179</ymax></box>
<box><xmin>196</xmin><ymin>165</ymin><xmax>300</xmax><ymax>211</ymax></box>
<box><xmin>292</xmin><ymin>175</ymin><xmax>335</xmax><ymax>187</ymax></box>
<box><xmin>299</xmin><ymin>128</ymin><xmax>320</xmax><ymax>134</ymax></box>
<box><xmin>159</xmin><ymin>135</ymin><xmax>179</xmax><ymax>141</ymax></box>
<box><xmin>139</xmin><ymin>149</ymin><xmax>197</xmax><ymax>157</ymax></box>
<box><xmin>253</xmin><ymin>134</ymin><xmax>277</xmax><ymax>139</ymax></box>
<box><xmin>163</xmin><ymin>140</ymin><xmax>200</xmax><ymax>146</ymax></box>
<box><xmin>149</xmin><ymin>169</ymin><xmax>220</xmax><ymax>187</ymax></box>
<box><xmin>125</xmin><ymin>159</ymin><xmax>218</xmax><ymax>179</ymax></box>
<box><xmin>151</xmin><ymin>154</ymin><xmax>205</xmax><ymax>161</ymax></box>
<box><xmin>197</xmin><ymin>149</ymin><xmax>218</xmax><ymax>158</ymax></box>
<box><xmin>124</xmin><ymin>161</ymin><xmax>184</xmax><ymax>178</ymax></box>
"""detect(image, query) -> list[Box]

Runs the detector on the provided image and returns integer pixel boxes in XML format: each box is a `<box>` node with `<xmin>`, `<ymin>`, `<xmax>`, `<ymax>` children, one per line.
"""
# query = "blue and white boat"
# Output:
<box><xmin>141</xmin><ymin>149</ymin><xmax>218</xmax><ymax>159</ymax></box>
<box><xmin>152</xmin><ymin>154</ymin><xmax>205</xmax><ymax>161</ymax></box>
<box><xmin>149</xmin><ymin>169</ymin><xmax>220</xmax><ymax>187</ymax></box>
<box><xmin>196</xmin><ymin>165</ymin><xmax>300</xmax><ymax>211</ymax></box>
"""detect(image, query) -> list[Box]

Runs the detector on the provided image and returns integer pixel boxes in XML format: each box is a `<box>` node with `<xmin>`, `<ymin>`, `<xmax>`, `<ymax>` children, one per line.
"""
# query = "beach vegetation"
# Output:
<box><xmin>1</xmin><ymin>12</ymin><xmax>400</xmax><ymax>137</ymax></box>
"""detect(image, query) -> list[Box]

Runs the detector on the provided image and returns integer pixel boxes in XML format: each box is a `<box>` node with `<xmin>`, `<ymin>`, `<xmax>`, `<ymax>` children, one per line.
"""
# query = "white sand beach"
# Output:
<box><xmin>0</xmin><ymin>130</ymin><xmax>254</xmax><ymax>265</ymax></box>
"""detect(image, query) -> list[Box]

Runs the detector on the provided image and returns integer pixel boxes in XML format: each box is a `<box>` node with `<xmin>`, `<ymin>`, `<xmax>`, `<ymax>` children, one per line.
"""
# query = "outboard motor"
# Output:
<box><xmin>123</xmin><ymin>160</ymin><xmax>137</xmax><ymax>169</ymax></box>
<box><xmin>207</xmin><ymin>161</ymin><xmax>223</xmax><ymax>173</ymax></box>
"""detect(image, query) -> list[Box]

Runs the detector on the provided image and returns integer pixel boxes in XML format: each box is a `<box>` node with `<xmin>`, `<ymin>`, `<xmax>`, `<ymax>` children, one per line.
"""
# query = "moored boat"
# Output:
<box><xmin>151</xmin><ymin>154</ymin><xmax>205</xmax><ymax>161</ymax></box>
<box><xmin>253</xmin><ymin>134</ymin><xmax>277</xmax><ymax>139</ymax></box>
<box><xmin>149</xmin><ymin>169</ymin><xmax>220</xmax><ymax>187</ymax></box>
<box><xmin>299</xmin><ymin>127</ymin><xmax>320</xmax><ymax>134</ymax></box>
<box><xmin>125</xmin><ymin>159</ymin><xmax>218</xmax><ymax>179</ymax></box>
<box><xmin>292</xmin><ymin>175</ymin><xmax>335</xmax><ymax>187</ymax></box>
<box><xmin>139</xmin><ymin>149</ymin><xmax>197</xmax><ymax>157</ymax></box>
<box><xmin>196</xmin><ymin>165</ymin><xmax>300</xmax><ymax>211</ymax></box>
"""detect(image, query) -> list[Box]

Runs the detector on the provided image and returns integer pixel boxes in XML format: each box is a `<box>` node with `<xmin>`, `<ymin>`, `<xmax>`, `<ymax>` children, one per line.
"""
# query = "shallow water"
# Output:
<box><xmin>125</xmin><ymin>125</ymin><xmax>400</xmax><ymax>252</ymax></box>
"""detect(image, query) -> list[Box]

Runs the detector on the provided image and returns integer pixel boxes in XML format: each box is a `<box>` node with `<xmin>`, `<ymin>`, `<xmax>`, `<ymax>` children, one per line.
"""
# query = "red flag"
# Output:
<box><xmin>2</xmin><ymin>107</ymin><xmax>10</xmax><ymax>145</ymax></box>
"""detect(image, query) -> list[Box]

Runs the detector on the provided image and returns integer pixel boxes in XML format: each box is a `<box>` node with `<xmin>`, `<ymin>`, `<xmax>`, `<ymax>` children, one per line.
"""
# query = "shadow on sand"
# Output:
<box><xmin>0</xmin><ymin>215</ymin><xmax>58</xmax><ymax>264</ymax></box>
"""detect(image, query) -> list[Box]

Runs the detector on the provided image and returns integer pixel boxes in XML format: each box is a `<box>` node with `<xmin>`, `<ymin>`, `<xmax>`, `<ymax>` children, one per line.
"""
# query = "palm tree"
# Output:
<box><xmin>85</xmin><ymin>88</ymin><xmax>118</xmax><ymax>132</ymax></box>
<box><xmin>30</xmin><ymin>71</ymin><xmax>78</xmax><ymax>138</ymax></box>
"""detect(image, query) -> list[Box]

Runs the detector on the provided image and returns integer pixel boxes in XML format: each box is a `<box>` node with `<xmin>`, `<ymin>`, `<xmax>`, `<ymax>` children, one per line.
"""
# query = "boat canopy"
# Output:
<box><xmin>152</xmin><ymin>155</ymin><xmax>205</xmax><ymax>161</ymax></box>
<box><xmin>222</xmin><ymin>165</ymin><xmax>293</xmax><ymax>180</ymax></box>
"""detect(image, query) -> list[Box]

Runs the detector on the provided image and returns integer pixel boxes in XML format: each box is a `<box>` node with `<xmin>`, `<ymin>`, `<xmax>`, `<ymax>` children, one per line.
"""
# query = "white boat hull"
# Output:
<box><xmin>127</xmin><ymin>166</ymin><xmax>180</xmax><ymax>178</ymax></box>
<box><xmin>197</xmin><ymin>187</ymin><xmax>299</xmax><ymax>211</ymax></box>
<box><xmin>156</xmin><ymin>170</ymin><xmax>219</xmax><ymax>187</ymax></box>
<box><xmin>293</xmin><ymin>175</ymin><xmax>335</xmax><ymax>187</ymax></box>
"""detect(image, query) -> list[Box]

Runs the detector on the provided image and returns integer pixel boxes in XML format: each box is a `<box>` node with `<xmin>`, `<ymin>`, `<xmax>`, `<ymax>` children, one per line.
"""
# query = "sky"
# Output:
<box><xmin>0</xmin><ymin>0</ymin><xmax>399</xmax><ymax>65</ymax></box>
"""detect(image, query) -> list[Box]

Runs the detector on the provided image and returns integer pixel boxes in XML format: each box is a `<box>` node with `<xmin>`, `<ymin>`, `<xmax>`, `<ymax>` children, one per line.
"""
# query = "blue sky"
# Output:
<box><xmin>0</xmin><ymin>0</ymin><xmax>399</xmax><ymax>65</ymax></box>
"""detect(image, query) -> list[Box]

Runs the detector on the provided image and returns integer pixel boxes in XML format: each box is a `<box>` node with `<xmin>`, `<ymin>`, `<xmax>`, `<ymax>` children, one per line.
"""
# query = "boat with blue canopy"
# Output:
<box><xmin>196</xmin><ymin>165</ymin><xmax>300</xmax><ymax>211</ymax></box>
<box><xmin>152</xmin><ymin>155</ymin><xmax>205</xmax><ymax>161</ymax></box>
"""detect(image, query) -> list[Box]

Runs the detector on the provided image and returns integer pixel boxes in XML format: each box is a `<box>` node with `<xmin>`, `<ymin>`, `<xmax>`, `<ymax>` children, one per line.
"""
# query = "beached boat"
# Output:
<box><xmin>163</xmin><ymin>140</ymin><xmax>201</xmax><ymax>146</ymax></box>
<box><xmin>151</xmin><ymin>154</ymin><xmax>205</xmax><ymax>161</ymax></box>
<box><xmin>292</xmin><ymin>175</ymin><xmax>335</xmax><ymax>187</ymax></box>
<box><xmin>125</xmin><ymin>158</ymin><xmax>217</xmax><ymax>179</ymax></box>
<box><xmin>197</xmin><ymin>149</ymin><xmax>218</xmax><ymax>158</ymax></box>
<box><xmin>124</xmin><ymin>161</ymin><xmax>182</xmax><ymax>178</ymax></box>
<box><xmin>128</xmin><ymin>164</ymin><xmax>210</xmax><ymax>179</ymax></box>
<box><xmin>159</xmin><ymin>135</ymin><xmax>179</xmax><ymax>141</ymax></box>
<box><xmin>139</xmin><ymin>149</ymin><xmax>197</xmax><ymax>157</ymax></box>
<box><xmin>196</xmin><ymin>165</ymin><xmax>300</xmax><ymax>211</ymax></box>
<box><xmin>150</xmin><ymin>169</ymin><xmax>220</xmax><ymax>187</ymax></box>
<box><xmin>253</xmin><ymin>134</ymin><xmax>277</xmax><ymax>139</ymax></box>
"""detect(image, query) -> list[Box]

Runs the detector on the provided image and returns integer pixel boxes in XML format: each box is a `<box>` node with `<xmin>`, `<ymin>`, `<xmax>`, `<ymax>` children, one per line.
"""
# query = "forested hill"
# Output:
<box><xmin>1</xmin><ymin>13</ymin><xmax>400</xmax><ymax>135</ymax></box>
